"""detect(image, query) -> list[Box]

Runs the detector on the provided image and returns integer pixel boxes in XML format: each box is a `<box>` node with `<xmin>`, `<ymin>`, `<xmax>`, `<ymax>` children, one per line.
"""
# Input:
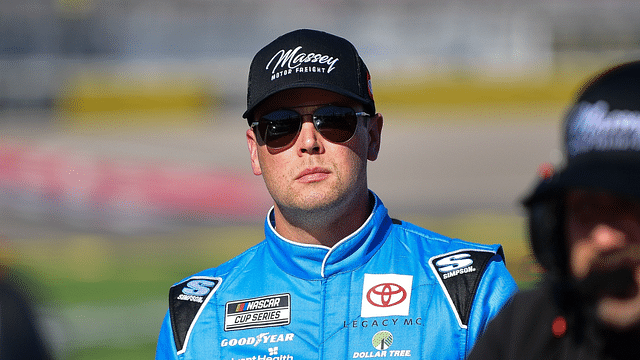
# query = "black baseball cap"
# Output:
<box><xmin>524</xmin><ymin>60</ymin><xmax>640</xmax><ymax>205</ymax></box>
<box><xmin>242</xmin><ymin>29</ymin><xmax>375</xmax><ymax>124</ymax></box>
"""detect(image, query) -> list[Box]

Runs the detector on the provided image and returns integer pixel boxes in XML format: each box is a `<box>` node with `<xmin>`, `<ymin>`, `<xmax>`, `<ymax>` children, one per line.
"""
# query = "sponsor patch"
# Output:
<box><xmin>266</xmin><ymin>46</ymin><xmax>340</xmax><ymax>82</ymax></box>
<box><xmin>361</xmin><ymin>274</ymin><xmax>413</xmax><ymax>318</ymax></box>
<box><xmin>232</xmin><ymin>346</ymin><xmax>294</xmax><ymax>360</ymax></box>
<box><xmin>567</xmin><ymin>100</ymin><xmax>640</xmax><ymax>157</ymax></box>
<box><xmin>169</xmin><ymin>276</ymin><xmax>221</xmax><ymax>355</ymax></box>
<box><xmin>225</xmin><ymin>293</ymin><xmax>291</xmax><ymax>331</ymax></box>
<box><xmin>351</xmin><ymin>331</ymin><xmax>412</xmax><ymax>358</ymax></box>
<box><xmin>220</xmin><ymin>332</ymin><xmax>295</xmax><ymax>347</ymax></box>
<box><xmin>372</xmin><ymin>330</ymin><xmax>393</xmax><ymax>350</ymax></box>
<box><xmin>429</xmin><ymin>249</ymin><xmax>500</xmax><ymax>328</ymax></box>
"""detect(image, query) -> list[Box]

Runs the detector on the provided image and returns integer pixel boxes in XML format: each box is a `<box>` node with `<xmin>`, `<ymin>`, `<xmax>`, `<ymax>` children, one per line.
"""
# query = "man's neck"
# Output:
<box><xmin>271</xmin><ymin>192</ymin><xmax>373</xmax><ymax>247</ymax></box>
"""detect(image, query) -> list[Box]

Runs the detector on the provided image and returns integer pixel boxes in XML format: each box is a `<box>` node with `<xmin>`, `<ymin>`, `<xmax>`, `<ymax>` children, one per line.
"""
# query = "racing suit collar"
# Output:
<box><xmin>264</xmin><ymin>191</ymin><xmax>392</xmax><ymax>280</ymax></box>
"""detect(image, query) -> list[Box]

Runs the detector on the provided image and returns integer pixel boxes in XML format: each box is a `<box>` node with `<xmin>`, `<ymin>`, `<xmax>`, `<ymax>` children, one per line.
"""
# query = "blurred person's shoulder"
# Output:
<box><xmin>467</xmin><ymin>284</ymin><xmax>558</xmax><ymax>360</ymax></box>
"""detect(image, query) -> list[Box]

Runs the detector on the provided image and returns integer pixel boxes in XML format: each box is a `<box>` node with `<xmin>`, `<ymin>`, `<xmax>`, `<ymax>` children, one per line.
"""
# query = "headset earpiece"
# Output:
<box><xmin>527</xmin><ymin>196</ymin><xmax>568</xmax><ymax>277</ymax></box>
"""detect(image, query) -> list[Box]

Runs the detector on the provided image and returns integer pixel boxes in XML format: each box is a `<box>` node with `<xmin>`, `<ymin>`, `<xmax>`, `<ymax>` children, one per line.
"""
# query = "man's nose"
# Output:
<box><xmin>297</xmin><ymin>118</ymin><xmax>323</xmax><ymax>154</ymax></box>
<box><xmin>591</xmin><ymin>223</ymin><xmax>628</xmax><ymax>251</ymax></box>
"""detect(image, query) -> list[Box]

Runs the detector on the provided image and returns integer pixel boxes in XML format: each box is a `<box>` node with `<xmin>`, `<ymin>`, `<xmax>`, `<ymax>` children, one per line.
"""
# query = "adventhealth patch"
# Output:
<box><xmin>225</xmin><ymin>293</ymin><xmax>291</xmax><ymax>331</ymax></box>
<box><xmin>429</xmin><ymin>249</ymin><xmax>501</xmax><ymax>328</ymax></box>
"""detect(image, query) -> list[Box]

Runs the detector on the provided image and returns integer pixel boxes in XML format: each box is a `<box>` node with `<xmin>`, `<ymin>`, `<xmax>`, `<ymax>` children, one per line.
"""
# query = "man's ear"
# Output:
<box><xmin>246</xmin><ymin>128</ymin><xmax>263</xmax><ymax>176</ymax></box>
<box><xmin>367</xmin><ymin>113</ymin><xmax>383</xmax><ymax>161</ymax></box>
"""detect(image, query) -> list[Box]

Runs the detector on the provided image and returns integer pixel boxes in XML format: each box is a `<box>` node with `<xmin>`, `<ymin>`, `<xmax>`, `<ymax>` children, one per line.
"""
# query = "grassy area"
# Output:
<box><xmin>67</xmin><ymin>343</ymin><xmax>157</xmax><ymax>360</ymax></box>
<box><xmin>8</xmin><ymin>226</ymin><xmax>264</xmax><ymax>359</ymax></box>
<box><xmin>12</xmin><ymin>227</ymin><xmax>264</xmax><ymax>305</ymax></box>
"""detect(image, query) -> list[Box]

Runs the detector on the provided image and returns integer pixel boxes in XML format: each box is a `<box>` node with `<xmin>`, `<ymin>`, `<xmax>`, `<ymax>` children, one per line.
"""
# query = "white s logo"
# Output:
<box><xmin>182</xmin><ymin>279</ymin><xmax>217</xmax><ymax>296</ymax></box>
<box><xmin>435</xmin><ymin>253</ymin><xmax>473</xmax><ymax>273</ymax></box>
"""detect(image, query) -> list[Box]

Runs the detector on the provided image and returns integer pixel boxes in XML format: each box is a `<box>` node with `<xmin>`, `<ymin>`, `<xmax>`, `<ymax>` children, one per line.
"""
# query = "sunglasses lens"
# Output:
<box><xmin>259</xmin><ymin>110</ymin><xmax>302</xmax><ymax>149</ymax></box>
<box><xmin>256</xmin><ymin>106</ymin><xmax>361</xmax><ymax>149</ymax></box>
<box><xmin>314</xmin><ymin>106</ymin><xmax>358</xmax><ymax>143</ymax></box>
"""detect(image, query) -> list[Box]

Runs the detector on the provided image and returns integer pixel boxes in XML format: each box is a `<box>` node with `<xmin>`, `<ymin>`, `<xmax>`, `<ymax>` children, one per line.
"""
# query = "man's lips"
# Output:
<box><xmin>577</xmin><ymin>245</ymin><xmax>640</xmax><ymax>301</ymax></box>
<box><xmin>577</xmin><ymin>267</ymin><xmax>638</xmax><ymax>300</ymax></box>
<box><xmin>296</xmin><ymin>167</ymin><xmax>331</xmax><ymax>183</ymax></box>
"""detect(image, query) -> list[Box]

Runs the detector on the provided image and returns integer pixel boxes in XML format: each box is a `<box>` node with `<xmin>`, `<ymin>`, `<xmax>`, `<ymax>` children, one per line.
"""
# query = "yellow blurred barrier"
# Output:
<box><xmin>55</xmin><ymin>70</ymin><xmax>219</xmax><ymax>127</ymax></box>
<box><xmin>369</xmin><ymin>67</ymin><xmax>596</xmax><ymax>122</ymax></box>
<box><xmin>376</xmin><ymin>76</ymin><xmax>577</xmax><ymax>107</ymax></box>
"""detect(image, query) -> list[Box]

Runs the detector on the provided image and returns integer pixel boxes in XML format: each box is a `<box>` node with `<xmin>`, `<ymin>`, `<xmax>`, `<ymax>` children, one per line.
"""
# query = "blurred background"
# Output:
<box><xmin>1</xmin><ymin>0</ymin><xmax>640</xmax><ymax>358</ymax></box>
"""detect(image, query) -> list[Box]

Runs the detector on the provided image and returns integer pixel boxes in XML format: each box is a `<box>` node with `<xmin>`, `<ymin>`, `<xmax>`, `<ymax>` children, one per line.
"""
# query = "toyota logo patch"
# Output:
<box><xmin>366</xmin><ymin>283</ymin><xmax>407</xmax><ymax>307</ymax></box>
<box><xmin>361</xmin><ymin>274</ymin><xmax>413</xmax><ymax>317</ymax></box>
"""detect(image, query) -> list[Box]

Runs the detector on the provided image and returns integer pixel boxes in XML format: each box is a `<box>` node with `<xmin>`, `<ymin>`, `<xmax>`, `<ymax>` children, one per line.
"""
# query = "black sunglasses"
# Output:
<box><xmin>251</xmin><ymin>105</ymin><xmax>370</xmax><ymax>149</ymax></box>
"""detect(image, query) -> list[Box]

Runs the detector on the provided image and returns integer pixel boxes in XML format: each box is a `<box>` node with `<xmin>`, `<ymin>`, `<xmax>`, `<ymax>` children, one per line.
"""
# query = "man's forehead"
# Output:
<box><xmin>253</xmin><ymin>88</ymin><xmax>363</xmax><ymax>117</ymax></box>
<box><xmin>567</xmin><ymin>188</ymin><xmax>640</xmax><ymax>207</ymax></box>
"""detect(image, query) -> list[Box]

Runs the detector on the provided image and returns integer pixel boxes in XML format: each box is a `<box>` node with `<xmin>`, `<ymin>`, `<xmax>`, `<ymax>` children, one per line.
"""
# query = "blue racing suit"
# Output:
<box><xmin>156</xmin><ymin>192</ymin><xmax>517</xmax><ymax>360</ymax></box>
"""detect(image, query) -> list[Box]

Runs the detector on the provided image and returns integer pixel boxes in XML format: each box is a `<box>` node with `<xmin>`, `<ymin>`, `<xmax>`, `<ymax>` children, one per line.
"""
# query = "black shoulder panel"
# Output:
<box><xmin>169</xmin><ymin>276</ymin><xmax>221</xmax><ymax>354</ymax></box>
<box><xmin>429</xmin><ymin>249</ymin><xmax>499</xmax><ymax>328</ymax></box>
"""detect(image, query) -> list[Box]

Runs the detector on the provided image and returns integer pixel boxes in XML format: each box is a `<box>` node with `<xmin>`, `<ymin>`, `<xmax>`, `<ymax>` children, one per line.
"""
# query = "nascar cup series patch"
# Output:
<box><xmin>225</xmin><ymin>293</ymin><xmax>291</xmax><ymax>331</ymax></box>
<box><xmin>169</xmin><ymin>276</ymin><xmax>222</xmax><ymax>355</ymax></box>
<box><xmin>429</xmin><ymin>249</ymin><xmax>502</xmax><ymax>328</ymax></box>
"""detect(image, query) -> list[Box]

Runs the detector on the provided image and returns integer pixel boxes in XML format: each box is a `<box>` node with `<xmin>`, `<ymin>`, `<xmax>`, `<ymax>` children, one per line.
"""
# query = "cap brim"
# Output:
<box><xmin>242</xmin><ymin>83</ymin><xmax>375</xmax><ymax>121</ymax></box>
<box><xmin>523</xmin><ymin>151</ymin><xmax>640</xmax><ymax>206</ymax></box>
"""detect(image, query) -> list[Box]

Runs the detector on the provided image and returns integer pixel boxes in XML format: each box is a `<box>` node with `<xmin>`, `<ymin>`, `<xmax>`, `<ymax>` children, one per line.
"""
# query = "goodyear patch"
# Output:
<box><xmin>225</xmin><ymin>293</ymin><xmax>291</xmax><ymax>331</ymax></box>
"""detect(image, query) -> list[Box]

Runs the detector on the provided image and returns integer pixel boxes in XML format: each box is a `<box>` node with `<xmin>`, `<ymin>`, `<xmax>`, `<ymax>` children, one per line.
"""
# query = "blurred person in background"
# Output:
<box><xmin>0</xmin><ymin>240</ymin><xmax>53</xmax><ymax>359</ymax></box>
<box><xmin>156</xmin><ymin>29</ymin><xmax>517</xmax><ymax>360</ymax></box>
<box><xmin>467</xmin><ymin>60</ymin><xmax>640</xmax><ymax>360</ymax></box>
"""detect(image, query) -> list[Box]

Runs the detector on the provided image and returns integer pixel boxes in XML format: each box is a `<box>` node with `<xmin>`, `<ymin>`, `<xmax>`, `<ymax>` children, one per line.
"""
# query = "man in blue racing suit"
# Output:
<box><xmin>156</xmin><ymin>29</ymin><xmax>517</xmax><ymax>360</ymax></box>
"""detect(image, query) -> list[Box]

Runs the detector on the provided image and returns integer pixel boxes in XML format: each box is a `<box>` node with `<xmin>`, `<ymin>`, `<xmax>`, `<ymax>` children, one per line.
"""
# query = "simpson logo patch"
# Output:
<box><xmin>429</xmin><ymin>249</ymin><xmax>500</xmax><ymax>328</ymax></box>
<box><xmin>225</xmin><ymin>294</ymin><xmax>291</xmax><ymax>331</ymax></box>
<box><xmin>361</xmin><ymin>274</ymin><xmax>413</xmax><ymax>318</ymax></box>
<box><xmin>169</xmin><ymin>276</ymin><xmax>221</xmax><ymax>355</ymax></box>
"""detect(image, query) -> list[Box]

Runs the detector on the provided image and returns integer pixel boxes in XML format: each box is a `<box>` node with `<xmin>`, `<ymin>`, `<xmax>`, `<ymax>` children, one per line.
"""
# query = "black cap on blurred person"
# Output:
<box><xmin>523</xmin><ymin>60</ymin><xmax>640</xmax><ymax>274</ymax></box>
<box><xmin>526</xmin><ymin>60</ymin><xmax>640</xmax><ymax>205</ymax></box>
